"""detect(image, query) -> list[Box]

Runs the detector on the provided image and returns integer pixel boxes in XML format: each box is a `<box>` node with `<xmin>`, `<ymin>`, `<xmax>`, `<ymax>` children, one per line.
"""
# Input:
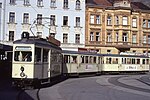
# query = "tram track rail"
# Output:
<box><xmin>108</xmin><ymin>76</ymin><xmax>150</xmax><ymax>93</ymax></box>
<box><xmin>16</xmin><ymin>88</ymin><xmax>41</xmax><ymax>100</ymax></box>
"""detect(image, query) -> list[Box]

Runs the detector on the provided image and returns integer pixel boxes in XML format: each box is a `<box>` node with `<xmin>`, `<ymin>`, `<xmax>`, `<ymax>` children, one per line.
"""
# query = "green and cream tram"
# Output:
<box><xmin>12</xmin><ymin>32</ymin><xmax>62</xmax><ymax>88</ymax></box>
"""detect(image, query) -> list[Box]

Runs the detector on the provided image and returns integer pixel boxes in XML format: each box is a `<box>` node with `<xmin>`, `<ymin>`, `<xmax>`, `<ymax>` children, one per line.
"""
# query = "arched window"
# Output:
<box><xmin>76</xmin><ymin>0</ymin><xmax>80</xmax><ymax>10</ymax></box>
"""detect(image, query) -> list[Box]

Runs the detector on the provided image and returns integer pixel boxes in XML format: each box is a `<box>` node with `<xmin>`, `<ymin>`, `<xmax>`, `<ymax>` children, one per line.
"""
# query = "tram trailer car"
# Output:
<box><xmin>62</xmin><ymin>50</ymin><xmax>103</xmax><ymax>76</ymax></box>
<box><xmin>62</xmin><ymin>51</ymin><xmax>150</xmax><ymax>76</ymax></box>
<box><xmin>101</xmin><ymin>54</ymin><xmax>150</xmax><ymax>74</ymax></box>
<box><xmin>12</xmin><ymin>33</ymin><xmax>62</xmax><ymax>88</ymax></box>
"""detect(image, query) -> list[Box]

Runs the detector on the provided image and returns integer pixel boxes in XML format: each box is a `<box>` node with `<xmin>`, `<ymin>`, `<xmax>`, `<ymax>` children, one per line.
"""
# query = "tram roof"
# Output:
<box><xmin>62</xmin><ymin>50</ymin><xmax>149</xmax><ymax>58</ymax></box>
<box><xmin>0</xmin><ymin>43</ymin><xmax>12</xmax><ymax>51</ymax></box>
<box><xmin>13</xmin><ymin>37</ymin><xmax>61</xmax><ymax>50</ymax></box>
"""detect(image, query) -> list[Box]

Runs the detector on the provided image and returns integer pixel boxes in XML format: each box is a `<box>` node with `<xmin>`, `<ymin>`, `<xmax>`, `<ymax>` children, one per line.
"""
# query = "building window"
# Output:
<box><xmin>76</xmin><ymin>17</ymin><xmax>80</xmax><ymax>27</ymax></box>
<box><xmin>63</xmin><ymin>16</ymin><xmax>68</xmax><ymax>26</ymax></box>
<box><xmin>107</xmin><ymin>33</ymin><xmax>112</xmax><ymax>42</ymax></box>
<box><xmin>122</xmin><ymin>33</ymin><xmax>128</xmax><ymax>42</ymax></box>
<box><xmin>115</xmin><ymin>16</ymin><xmax>119</xmax><ymax>25</ymax></box>
<box><xmin>0</xmin><ymin>3</ymin><xmax>2</xmax><ymax>8</ymax></box>
<box><xmin>50</xmin><ymin>15</ymin><xmax>55</xmax><ymax>25</ymax></box>
<box><xmin>122</xmin><ymin>16</ymin><xmax>128</xmax><ymax>25</ymax></box>
<box><xmin>90</xmin><ymin>32</ymin><xmax>94</xmax><ymax>41</ymax></box>
<box><xmin>37</xmin><ymin>0</ymin><xmax>43</xmax><ymax>7</ymax></box>
<box><xmin>143</xmin><ymin>35</ymin><xmax>147</xmax><ymax>44</ymax></box>
<box><xmin>63</xmin><ymin>33</ymin><xmax>68</xmax><ymax>43</ymax></box>
<box><xmin>50</xmin><ymin>0</ymin><xmax>56</xmax><ymax>8</ymax></box>
<box><xmin>132</xmin><ymin>18</ymin><xmax>137</xmax><ymax>28</ymax></box>
<box><xmin>50</xmin><ymin>33</ymin><xmax>55</xmax><ymax>38</ymax></box>
<box><xmin>9</xmin><ymin>31</ymin><xmax>14</xmax><ymax>41</ymax></box>
<box><xmin>90</xmin><ymin>15</ymin><xmax>94</xmax><ymax>24</ymax></box>
<box><xmin>96</xmin><ymin>15</ymin><xmax>100</xmax><ymax>24</ymax></box>
<box><xmin>107</xmin><ymin>15</ymin><xmax>112</xmax><ymax>25</ymax></box>
<box><xmin>132</xmin><ymin>34</ymin><xmax>137</xmax><ymax>43</ymax></box>
<box><xmin>9</xmin><ymin>12</ymin><xmax>15</xmax><ymax>23</ymax></box>
<box><xmin>116</xmin><ymin>32</ymin><xmax>119</xmax><ymax>42</ymax></box>
<box><xmin>96</xmin><ymin>32</ymin><xmax>100</xmax><ymax>41</ymax></box>
<box><xmin>37</xmin><ymin>32</ymin><xmax>42</xmax><ymax>38</ymax></box>
<box><xmin>148</xmin><ymin>35</ymin><xmax>150</xmax><ymax>44</ymax></box>
<box><xmin>76</xmin><ymin>0</ymin><xmax>80</xmax><ymax>10</ymax></box>
<box><xmin>143</xmin><ymin>19</ymin><xmax>146</xmax><ymax>28</ymax></box>
<box><xmin>148</xmin><ymin>20</ymin><xmax>150</xmax><ymax>28</ymax></box>
<box><xmin>23</xmin><ymin>13</ymin><xmax>29</xmax><ymax>24</ymax></box>
<box><xmin>75</xmin><ymin>34</ymin><xmax>80</xmax><ymax>44</ymax></box>
<box><xmin>24</xmin><ymin>0</ymin><xmax>30</xmax><ymax>6</ymax></box>
<box><xmin>37</xmin><ymin>14</ymin><xmax>42</xmax><ymax>25</ymax></box>
<box><xmin>10</xmin><ymin>0</ymin><xmax>16</xmax><ymax>4</ymax></box>
<box><xmin>63</xmin><ymin>0</ymin><xmax>68</xmax><ymax>9</ymax></box>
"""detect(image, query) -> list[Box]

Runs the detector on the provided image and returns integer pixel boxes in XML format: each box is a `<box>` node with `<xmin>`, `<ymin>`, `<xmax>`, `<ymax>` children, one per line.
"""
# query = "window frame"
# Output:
<box><xmin>23</xmin><ymin>13</ymin><xmax>29</xmax><ymax>24</ymax></box>
<box><xmin>75</xmin><ymin>34</ymin><xmax>80</xmax><ymax>44</ymax></box>
<box><xmin>63</xmin><ymin>33</ymin><xmax>68</xmax><ymax>43</ymax></box>
<box><xmin>122</xmin><ymin>16</ymin><xmax>128</xmax><ymax>25</ymax></box>
<box><xmin>37</xmin><ymin>14</ymin><xmax>42</xmax><ymax>25</ymax></box>
<box><xmin>75</xmin><ymin>0</ymin><xmax>80</xmax><ymax>10</ymax></box>
<box><xmin>63</xmin><ymin>16</ymin><xmax>68</xmax><ymax>26</ymax></box>
<box><xmin>63</xmin><ymin>0</ymin><xmax>68</xmax><ymax>9</ymax></box>
<box><xmin>132</xmin><ymin>18</ymin><xmax>137</xmax><ymax>28</ymax></box>
<box><xmin>9</xmin><ymin>31</ymin><xmax>14</xmax><ymax>41</ymax></box>
<box><xmin>37</xmin><ymin>0</ymin><xmax>43</xmax><ymax>7</ymax></box>
<box><xmin>50</xmin><ymin>0</ymin><xmax>56</xmax><ymax>8</ymax></box>
<box><xmin>9</xmin><ymin>12</ymin><xmax>15</xmax><ymax>23</ymax></box>
<box><xmin>50</xmin><ymin>15</ymin><xmax>55</xmax><ymax>26</ymax></box>
<box><xmin>75</xmin><ymin>17</ymin><xmax>80</xmax><ymax>27</ymax></box>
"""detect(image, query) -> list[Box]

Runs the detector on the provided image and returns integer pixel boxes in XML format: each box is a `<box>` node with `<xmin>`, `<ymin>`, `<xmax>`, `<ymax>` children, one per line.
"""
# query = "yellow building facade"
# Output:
<box><xmin>85</xmin><ymin>0</ymin><xmax>150</xmax><ymax>55</ymax></box>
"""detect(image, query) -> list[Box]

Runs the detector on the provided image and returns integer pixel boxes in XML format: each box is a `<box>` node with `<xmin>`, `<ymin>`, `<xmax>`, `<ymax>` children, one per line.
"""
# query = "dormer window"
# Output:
<box><xmin>113</xmin><ymin>0</ymin><xmax>131</xmax><ymax>7</ymax></box>
<box><xmin>124</xmin><ymin>1</ymin><xmax>127</xmax><ymax>4</ymax></box>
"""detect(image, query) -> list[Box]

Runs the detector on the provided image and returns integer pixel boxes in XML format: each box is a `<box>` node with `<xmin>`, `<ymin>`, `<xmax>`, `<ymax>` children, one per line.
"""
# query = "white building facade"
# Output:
<box><xmin>0</xmin><ymin>0</ymin><xmax>85</xmax><ymax>51</ymax></box>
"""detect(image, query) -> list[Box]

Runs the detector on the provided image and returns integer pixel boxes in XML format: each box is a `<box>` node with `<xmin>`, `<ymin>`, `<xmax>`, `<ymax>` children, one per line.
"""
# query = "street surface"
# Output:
<box><xmin>0</xmin><ymin>74</ymin><xmax>150</xmax><ymax>100</ymax></box>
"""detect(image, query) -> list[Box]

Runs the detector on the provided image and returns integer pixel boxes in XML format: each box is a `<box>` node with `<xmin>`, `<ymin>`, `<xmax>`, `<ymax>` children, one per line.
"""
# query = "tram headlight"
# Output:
<box><xmin>20</xmin><ymin>66</ymin><xmax>24</xmax><ymax>72</ymax></box>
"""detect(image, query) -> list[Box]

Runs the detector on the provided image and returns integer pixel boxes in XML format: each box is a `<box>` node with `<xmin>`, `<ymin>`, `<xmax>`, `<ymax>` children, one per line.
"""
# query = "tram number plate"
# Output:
<box><xmin>125</xmin><ymin>66</ymin><xmax>137</xmax><ymax>70</ymax></box>
<box><xmin>85</xmin><ymin>65</ymin><xmax>93</xmax><ymax>70</ymax></box>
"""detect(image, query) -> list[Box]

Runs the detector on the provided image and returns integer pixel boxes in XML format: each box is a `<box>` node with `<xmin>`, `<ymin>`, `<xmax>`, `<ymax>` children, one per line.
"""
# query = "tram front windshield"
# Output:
<box><xmin>14</xmin><ymin>51</ymin><xmax>32</xmax><ymax>62</ymax></box>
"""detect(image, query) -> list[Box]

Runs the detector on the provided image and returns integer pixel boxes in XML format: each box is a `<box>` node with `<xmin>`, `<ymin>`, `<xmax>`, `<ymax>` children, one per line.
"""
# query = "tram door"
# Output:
<box><xmin>42</xmin><ymin>48</ymin><xmax>49</xmax><ymax>78</ymax></box>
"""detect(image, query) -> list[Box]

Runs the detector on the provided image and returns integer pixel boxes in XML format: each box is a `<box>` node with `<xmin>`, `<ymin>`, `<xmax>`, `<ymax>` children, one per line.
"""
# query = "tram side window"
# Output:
<box><xmin>81</xmin><ymin>56</ymin><xmax>84</xmax><ymax>63</ymax></box>
<box><xmin>106</xmin><ymin>58</ymin><xmax>111</xmax><ymax>64</ymax></box>
<box><xmin>98</xmin><ymin>57</ymin><xmax>101</xmax><ymax>64</ymax></box>
<box><xmin>101</xmin><ymin>58</ymin><xmax>104</xmax><ymax>64</ymax></box>
<box><xmin>43</xmin><ymin>49</ymin><xmax>49</xmax><ymax>62</ymax></box>
<box><xmin>64</xmin><ymin>55</ymin><xmax>70</xmax><ymax>63</ymax></box>
<box><xmin>127</xmin><ymin>58</ymin><xmax>131</xmax><ymax>64</ymax></box>
<box><xmin>85</xmin><ymin>56</ymin><xmax>88</xmax><ymax>63</ymax></box>
<box><xmin>89</xmin><ymin>56</ymin><xmax>92</xmax><ymax>63</ymax></box>
<box><xmin>122</xmin><ymin>58</ymin><xmax>126</xmax><ymax>64</ymax></box>
<box><xmin>14</xmin><ymin>51</ymin><xmax>32</xmax><ymax>62</ymax></box>
<box><xmin>93</xmin><ymin>57</ymin><xmax>96</xmax><ymax>63</ymax></box>
<box><xmin>132</xmin><ymin>58</ymin><xmax>135</xmax><ymax>64</ymax></box>
<box><xmin>142</xmin><ymin>59</ymin><xmax>145</xmax><ymax>64</ymax></box>
<box><xmin>113</xmin><ymin>58</ymin><xmax>118</xmax><ymax>64</ymax></box>
<box><xmin>71</xmin><ymin>56</ymin><xmax>77</xmax><ymax>63</ymax></box>
<box><xmin>146</xmin><ymin>59</ymin><xmax>149</xmax><ymax>64</ymax></box>
<box><xmin>137</xmin><ymin>59</ymin><xmax>140</xmax><ymax>64</ymax></box>
<box><xmin>35</xmin><ymin>47</ymin><xmax>41</xmax><ymax>62</ymax></box>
